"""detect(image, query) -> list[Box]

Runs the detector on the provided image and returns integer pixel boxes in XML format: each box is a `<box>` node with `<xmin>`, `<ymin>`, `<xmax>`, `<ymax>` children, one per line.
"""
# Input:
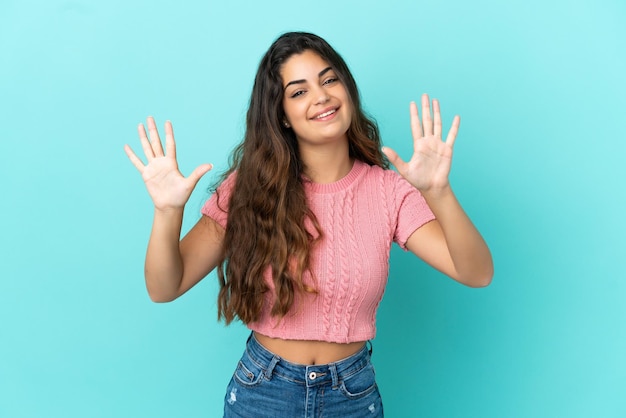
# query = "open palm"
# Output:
<box><xmin>124</xmin><ymin>117</ymin><xmax>212</xmax><ymax>210</ymax></box>
<box><xmin>383</xmin><ymin>94</ymin><xmax>459</xmax><ymax>193</ymax></box>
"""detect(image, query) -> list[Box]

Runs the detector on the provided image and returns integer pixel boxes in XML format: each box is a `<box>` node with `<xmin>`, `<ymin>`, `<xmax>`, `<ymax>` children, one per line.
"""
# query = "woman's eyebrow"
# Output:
<box><xmin>284</xmin><ymin>67</ymin><xmax>333</xmax><ymax>90</ymax></box>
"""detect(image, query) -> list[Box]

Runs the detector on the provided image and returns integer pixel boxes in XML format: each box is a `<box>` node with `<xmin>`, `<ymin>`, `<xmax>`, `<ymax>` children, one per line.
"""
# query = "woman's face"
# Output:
<box><xmin>280</xmin><ymin>50</ymin><xmax>352</xmax><ymax>149</ymax></box>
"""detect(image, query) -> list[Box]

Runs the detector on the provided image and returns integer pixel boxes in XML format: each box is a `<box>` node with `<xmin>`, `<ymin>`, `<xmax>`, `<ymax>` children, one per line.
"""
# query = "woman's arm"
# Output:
<box><xmin>125</xmin><ymin>117</ymin><xmax>222</xmax><ymax>301</ymax></box>
<box><xmin>405</xmin><ymin>190</ymin><xmax>493</xmax><ymax>287</ymax></box>
<box><xmin>383</xmin><ymin>94</ymin><xmax>493</xmax><ymax>287</ymax></box>
<box><xmin>143</xmin><ymin>210</ymin><xmax>224</xmax><ymax>302</ymax></box>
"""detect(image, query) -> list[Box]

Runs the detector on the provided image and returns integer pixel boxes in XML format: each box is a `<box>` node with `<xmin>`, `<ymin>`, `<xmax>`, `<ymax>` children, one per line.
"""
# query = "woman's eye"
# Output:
<box><xmin>290</xmin><ymin>90</ymin><xmax>305</xmax><ymax>98</ymax></box>
<box><xmin>323</xmin><ymin>78</ymin><xmax>338</xmax><ymax>85</ymax></box>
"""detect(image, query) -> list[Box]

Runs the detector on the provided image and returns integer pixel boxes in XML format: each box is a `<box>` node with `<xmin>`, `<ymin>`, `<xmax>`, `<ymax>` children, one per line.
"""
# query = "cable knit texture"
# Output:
<box><xmin>201</xmin><ymin>160</ymin><xmax>435</xmax><ymax>343</ymax></box>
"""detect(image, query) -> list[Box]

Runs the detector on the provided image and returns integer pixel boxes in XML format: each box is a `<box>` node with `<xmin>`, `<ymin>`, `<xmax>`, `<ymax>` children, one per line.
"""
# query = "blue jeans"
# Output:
<box><xmin>223</xmin><ymin>333</ymin><xmax>384</xmax><ymax>417</ymax></box>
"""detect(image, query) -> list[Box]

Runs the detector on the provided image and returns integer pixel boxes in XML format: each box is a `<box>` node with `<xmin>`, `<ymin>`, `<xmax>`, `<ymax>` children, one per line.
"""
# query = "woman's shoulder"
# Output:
<box><xmin>356</xmin><ymin>160</ymin><xmax>423</xmax><ymax>207</ymax></box>
<box><xmin>357</xmin><ymin>160</ymin><xmax>405</xmax><ymax>185</ymax></box>
<box><xmin>209</xmin><ymin>169</ymin><xmax>238</xmax><ymax>194</ymax></box>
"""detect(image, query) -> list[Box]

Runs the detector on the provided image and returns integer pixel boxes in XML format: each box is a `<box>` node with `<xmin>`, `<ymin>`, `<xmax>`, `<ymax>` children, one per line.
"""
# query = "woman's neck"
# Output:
<box><xmin>300</xmin><ymin>141</ymin><xmax>352</xmax><ymax>184</ymax></box>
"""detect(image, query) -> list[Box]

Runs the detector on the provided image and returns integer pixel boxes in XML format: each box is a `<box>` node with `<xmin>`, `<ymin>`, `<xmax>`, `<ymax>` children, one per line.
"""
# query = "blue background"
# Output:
<box><xmin>1</xmin><ymin>0</ymin><xmax>625</xmax><ymax>417</ymax></box>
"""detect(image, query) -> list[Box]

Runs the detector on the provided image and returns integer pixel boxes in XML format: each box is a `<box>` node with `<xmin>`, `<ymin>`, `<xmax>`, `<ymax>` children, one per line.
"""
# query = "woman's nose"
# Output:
<box><xmin>313</xmin><ymin>88</ymin><xmax>330</xmax><ymax>104</ymax></box>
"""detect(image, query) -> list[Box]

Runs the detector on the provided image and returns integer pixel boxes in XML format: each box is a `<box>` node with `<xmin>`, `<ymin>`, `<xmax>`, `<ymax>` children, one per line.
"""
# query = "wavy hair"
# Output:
<box><xmin>216</xmin><ymin>32</ymin><xmax>388</xmax><ymax>325</ymax></box>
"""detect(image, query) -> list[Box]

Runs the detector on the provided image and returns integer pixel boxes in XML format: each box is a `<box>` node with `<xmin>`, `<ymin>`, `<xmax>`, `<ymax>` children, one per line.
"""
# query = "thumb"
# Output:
<box><xmin>382</xmin><ymin>146</ymin><xmax>407</xmax><ymax>174</ymax></box>
<box><xmin>187</xmin><ymin>163</ymin><xmax>213</xmax><ymax>187</ymax></box>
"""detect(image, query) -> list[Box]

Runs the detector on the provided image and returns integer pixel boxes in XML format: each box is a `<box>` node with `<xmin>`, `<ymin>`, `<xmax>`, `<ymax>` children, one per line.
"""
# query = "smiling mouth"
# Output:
<box><xmin>312</xmin><ymin>108</ymin><xmax>338</xmax><ymax>120</ymax></box>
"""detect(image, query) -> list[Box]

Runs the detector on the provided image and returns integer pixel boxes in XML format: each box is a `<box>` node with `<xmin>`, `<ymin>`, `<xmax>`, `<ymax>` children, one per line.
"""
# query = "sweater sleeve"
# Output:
<box><xmin>200</xmin><ymin>172</ymin><xmax>237</xmax><ymax>229</ymax></box>
<box><xmin>392</xmin><ymin>173</ymin><xmax>436</xmax><ymax>250</ymax></box>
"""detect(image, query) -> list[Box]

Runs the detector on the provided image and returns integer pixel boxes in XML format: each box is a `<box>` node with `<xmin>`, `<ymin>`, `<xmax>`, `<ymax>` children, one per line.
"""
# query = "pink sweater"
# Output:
<box><xmin>201</xmin><ymin>160</ymin><xmax>435</xmax><ymax>343</ymax></box>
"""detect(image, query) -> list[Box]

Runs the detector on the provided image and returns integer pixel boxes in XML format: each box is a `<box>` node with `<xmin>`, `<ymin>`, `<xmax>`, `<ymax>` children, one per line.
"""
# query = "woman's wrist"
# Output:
<box><xmin>419</xmin><ymin>183</ymin><xmax>454</xmax><ymax>203</ymax></box>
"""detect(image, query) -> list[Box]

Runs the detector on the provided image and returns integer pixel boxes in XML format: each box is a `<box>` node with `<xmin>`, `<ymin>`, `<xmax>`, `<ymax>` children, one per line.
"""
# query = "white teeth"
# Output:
<box><xmin>315</xmin><ymin>109</ymin><xmax>336</xmax><ymax>119</ymax></box>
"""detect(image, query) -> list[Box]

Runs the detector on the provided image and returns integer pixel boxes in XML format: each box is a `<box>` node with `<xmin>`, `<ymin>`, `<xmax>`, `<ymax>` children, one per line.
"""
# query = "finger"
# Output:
<box><xmin>124</xmin><ymin>144</ymin><xmax>145</xmax><ymax>173</ymax></box>
<box><xmin>433</xmin><ymin>99</ymin><xmax>442</xmax><ymax>138</ymax></box>
<box><xmin>421</xmin><ymin>94</ymin><xmax>433</xmax><ymax>136</ymax></box>
<box><xmin>187</xmin><ymin>163</ymin><xmax>213</xmax><ymax>187</ymax></box>
<box><xmin>164</xmin><ymin>120</ymin><xmax>176</xmax><ymax>160</ymax></box>
<box><xmin>381</xmin><ymin>146</ymin><xmax>408</xmax><ymax>176</ymax></box>
<box><xmin>409</xmin><ymin>101</ymin><xmax>422</xmax><ymax>140</ymax></box>
<box><xmin>137</xmin><ymin>122</ymin><xmax>155</xmax><ymax>161</ymax></box>
<box><xmin>147</xmin><ymin>116</ymin><xmax>165</xmax><ymax>157</ymax></box>
<box><xmin>445</xmin><ymin>115</ymin><xmax>461</xmax><ymax>148</ymax></box>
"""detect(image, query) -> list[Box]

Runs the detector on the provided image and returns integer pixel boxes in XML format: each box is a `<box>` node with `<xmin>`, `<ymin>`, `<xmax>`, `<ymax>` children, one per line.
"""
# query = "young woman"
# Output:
<box><xmin>124</xmin><ymin>32</ymin><xmax>493</xmax><ymax>417</ymax></box>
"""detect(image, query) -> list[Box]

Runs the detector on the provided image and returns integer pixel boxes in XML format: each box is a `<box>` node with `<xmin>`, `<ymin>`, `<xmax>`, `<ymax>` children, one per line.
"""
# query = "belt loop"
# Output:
<box><xmin>329</xmin><ymin>363</ymin><xmax>339</xmax><ymax>389</ymax></box>
<box><xmin>367</xmin><ymin>340</ymin><xmax>373</xmax><ymax>356</ymax></box>
<box><xmin>264</xmin><ymin>355</ymin><xmax>280</xmax><ymax>380</ymax></box>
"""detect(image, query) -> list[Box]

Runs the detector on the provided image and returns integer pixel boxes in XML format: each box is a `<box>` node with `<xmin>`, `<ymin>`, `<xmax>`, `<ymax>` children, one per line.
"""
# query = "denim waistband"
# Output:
<box><xmin>245</xmin><ymin>333</ymin><xmax>372</xmax><ymax>389</ymax></box>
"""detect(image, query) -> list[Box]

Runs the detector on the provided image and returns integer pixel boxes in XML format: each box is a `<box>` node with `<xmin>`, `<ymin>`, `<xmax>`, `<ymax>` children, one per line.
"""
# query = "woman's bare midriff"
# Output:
<box><xmin>254</xmin><ymin>332</ymin><xmax>366</xmax><ymax>365</ymax></box>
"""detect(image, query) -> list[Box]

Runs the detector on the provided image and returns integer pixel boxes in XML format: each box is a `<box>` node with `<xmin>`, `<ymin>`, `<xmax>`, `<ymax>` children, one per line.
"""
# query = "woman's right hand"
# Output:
<box><xmin>124</xmin><ymin>117</ymin><xmax>212</xmax><ymax>211</ymax></box>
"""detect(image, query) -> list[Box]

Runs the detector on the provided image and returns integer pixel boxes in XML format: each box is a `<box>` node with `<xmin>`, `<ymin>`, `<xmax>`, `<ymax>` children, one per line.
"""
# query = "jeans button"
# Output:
<box><xmin>309</xmin><ymin>372</ymin><xmax>317</xmax><ymax>380</ymax></box>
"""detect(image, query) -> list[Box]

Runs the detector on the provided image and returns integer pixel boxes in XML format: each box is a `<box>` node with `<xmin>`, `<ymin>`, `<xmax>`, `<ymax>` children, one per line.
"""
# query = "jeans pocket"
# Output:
<box><xmin>339</xmin><ymin>363</ymin><xmax>378</xmax><ymax>399</ymax></box>
<box><xmin>232</xmin><ymin>354</ymin><xmax>266</xmax><ymax>387</ymax></box>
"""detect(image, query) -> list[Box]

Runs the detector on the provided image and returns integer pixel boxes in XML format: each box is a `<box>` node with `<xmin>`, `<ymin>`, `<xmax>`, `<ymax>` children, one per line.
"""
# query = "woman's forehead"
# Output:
<box><xmin>281</xmin><ymin>51</ymin><xmax>332</xmax><ymax>83</ymax></box>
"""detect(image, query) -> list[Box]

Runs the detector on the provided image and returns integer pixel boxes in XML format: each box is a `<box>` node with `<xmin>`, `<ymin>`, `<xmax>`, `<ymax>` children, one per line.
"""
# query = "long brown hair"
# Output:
<box><xmin>216</xmin><ymin>32</ymin><xmax>388</xmax><ymax>324</ymax></box>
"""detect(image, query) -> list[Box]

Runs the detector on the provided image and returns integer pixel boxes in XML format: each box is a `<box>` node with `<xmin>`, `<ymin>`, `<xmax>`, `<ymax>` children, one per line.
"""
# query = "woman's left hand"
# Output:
<box><xmin>382</xmin><ymin>94</ymin><xmax>460</xmax><ymax>195</ymax></box>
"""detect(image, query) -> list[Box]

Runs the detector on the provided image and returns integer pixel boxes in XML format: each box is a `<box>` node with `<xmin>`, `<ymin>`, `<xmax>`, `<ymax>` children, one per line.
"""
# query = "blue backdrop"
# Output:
<box><xmin>1</xmin><ymin>0</ymin><xmax>625</xmax><ymax>416</ymax></box>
